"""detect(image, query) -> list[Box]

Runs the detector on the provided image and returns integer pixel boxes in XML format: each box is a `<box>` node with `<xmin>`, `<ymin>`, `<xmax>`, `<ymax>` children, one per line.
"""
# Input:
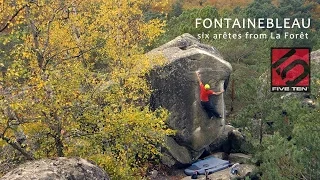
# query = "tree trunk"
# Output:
<box><xmin>54</xmin><ymin>135</ymin><xmax>64</xmax><ymax>157</ymax></box>
<box><xmin>259</xmin><ymin>119</ymin><xmax>263</xmax><ymax>144</ymax></box>
<box><xmin>52</xmin><ymin>112</ymin><xmax>64</xmax><ymax>157</ymax></box>
<box><xmin>0</xmin><ymin>135</ymin><xmax>35</xmax><ymax>160</ymax></box>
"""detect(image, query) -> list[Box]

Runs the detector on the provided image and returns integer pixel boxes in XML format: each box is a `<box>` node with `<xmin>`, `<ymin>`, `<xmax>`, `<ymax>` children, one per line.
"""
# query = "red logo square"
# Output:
<box><xmin>271</xmin><ymin>48</ymin><xmax>310</xmax><ymax>92</ymax></box>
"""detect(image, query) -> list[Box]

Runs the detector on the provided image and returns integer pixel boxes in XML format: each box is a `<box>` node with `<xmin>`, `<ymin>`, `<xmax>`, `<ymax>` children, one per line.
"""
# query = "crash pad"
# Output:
<box><xmin>184</xmin><ymin>156</ymin><xmax>230</xmax><ymax>176</ymax></box>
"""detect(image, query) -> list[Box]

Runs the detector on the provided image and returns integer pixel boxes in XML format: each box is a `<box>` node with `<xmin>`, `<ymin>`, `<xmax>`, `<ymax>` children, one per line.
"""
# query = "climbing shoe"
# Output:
<box><xmin>191</xmin><ymin>172</ymin><xmax>198</xmax><ymax>179</ymax></box>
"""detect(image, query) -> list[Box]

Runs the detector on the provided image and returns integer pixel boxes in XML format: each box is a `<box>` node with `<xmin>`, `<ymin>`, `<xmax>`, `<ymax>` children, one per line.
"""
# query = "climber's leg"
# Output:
<box><xmin>201</xmin><ymin>101</ymin><xmax>214</xmax><ymax>118</ymax></box>
<box><xmin>208</xmin><ymin>103</ymin><xmax>222</xmax><ymax>118</ymax></box>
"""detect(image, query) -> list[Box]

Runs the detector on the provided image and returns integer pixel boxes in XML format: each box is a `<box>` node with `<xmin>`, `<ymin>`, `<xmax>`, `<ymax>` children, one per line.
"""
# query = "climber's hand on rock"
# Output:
<box><xmin>217</xmin><ymin>90</ymin><xmax>224</xmax><ymax>95</ymax></box>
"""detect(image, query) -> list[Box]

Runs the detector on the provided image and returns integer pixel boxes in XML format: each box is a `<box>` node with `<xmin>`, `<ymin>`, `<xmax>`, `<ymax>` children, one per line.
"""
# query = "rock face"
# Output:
<box><xmin>0</xmin><ymin>157</ymin><xmax>109</xmax><ymax>180</ymax></box>
<box><xmin>148</xmin><ymin>33</ymin><xmax>233</xmax><ymax>166</ymax></box>
<box><xmin>228</xmin><ymin>153</ymin><xmax>252</xmax><ymax>164</ymax></box>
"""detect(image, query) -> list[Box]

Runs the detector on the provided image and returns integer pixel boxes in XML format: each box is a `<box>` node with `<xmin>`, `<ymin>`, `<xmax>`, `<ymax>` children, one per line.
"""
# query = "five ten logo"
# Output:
<box><xmin>271</xmin><ymin>48</ymin><xmax>310</xmax><ymax>92</ymax></box>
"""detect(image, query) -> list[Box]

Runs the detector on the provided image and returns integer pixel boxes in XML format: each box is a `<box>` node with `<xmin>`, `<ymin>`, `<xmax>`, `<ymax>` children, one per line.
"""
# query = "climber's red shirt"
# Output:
<box><xmin>200</xmin><ymin>83</ymin><xmax>216</xmax><ymax>102</ymax></box>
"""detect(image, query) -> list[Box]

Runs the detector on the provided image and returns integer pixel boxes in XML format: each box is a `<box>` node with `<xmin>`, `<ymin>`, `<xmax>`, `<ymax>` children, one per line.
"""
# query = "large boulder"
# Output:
<box><xmin>0</xmin><ymin>157</ymin><xmax>109</xmax><ymax>180</ymax></box>
<box><xmin>148</xmin><ymin>33</ymin><xmax>233</xmax><ymax>166</ymax></box>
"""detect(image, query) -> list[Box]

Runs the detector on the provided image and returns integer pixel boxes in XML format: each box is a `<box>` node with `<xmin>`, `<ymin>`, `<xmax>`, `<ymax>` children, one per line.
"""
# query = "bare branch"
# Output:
<box><xmin>43</xmin><ymin>5</ymin><xmax>67</xmax><ymax>57</ymax></box>
<box><xmin>0</xmin><ymin>4</ymin><xmax>28</xmax><ymax>32</ymax></box>
<box><xmin>0</xmin><ymin>134</ymin><xmax>34</xmax><ymax>160</ymax></box>
<box><xmin>1</xmin><ymin>118</ymin><xmax>10</xmax><ymax>137</ymax></box>
<box><xmin>60</xmin><ymin>43</ymin><xmax>103</xmax><ymax>61</ymax></box>
<box><xmin>25</xmin><ymin>5</ymin><xmax>45</xmax><ymax>69</ymax></box>
<box><xmin>42</xmin><ymin>15</ymin><xmax>56</xmax><ymax>55</ymax></box>
<box><xmin>44</xmin><ymin>46</ymin><xmax>80</xmax><ymax>68</ymax></box>
<box><xmin>67</xmin><ymin>131</ymin><xmax>101</xmax><ymax>138</ymax></box>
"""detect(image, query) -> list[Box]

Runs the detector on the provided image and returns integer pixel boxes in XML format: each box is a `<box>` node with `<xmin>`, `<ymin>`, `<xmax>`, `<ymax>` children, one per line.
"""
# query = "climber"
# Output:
<box><xmin>196</xmin><ymin>71</ymin><xmax>224</xmax><ymax>119</ymax></box>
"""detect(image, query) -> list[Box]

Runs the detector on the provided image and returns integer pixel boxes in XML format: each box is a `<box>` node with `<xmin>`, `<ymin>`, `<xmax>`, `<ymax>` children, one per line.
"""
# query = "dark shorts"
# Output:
<box><xmin>201</xmin><ymin>101</ymin><xmax>221</xmax><ymax>118</ymax></box>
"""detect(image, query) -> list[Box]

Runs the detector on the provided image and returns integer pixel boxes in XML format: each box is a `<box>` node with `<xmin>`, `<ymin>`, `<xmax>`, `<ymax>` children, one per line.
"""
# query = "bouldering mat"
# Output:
<box><xmin>184</xmin><ymin>156</ymin><xmax>230</xmax><ymax>176</ymax></box>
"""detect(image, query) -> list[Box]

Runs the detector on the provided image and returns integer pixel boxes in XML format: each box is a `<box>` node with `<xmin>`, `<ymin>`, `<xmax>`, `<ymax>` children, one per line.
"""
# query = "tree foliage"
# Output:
<box><xmin>0</xmin><ymin>0</ymin><xmax>174</xmax><ymax>178</ymax></box>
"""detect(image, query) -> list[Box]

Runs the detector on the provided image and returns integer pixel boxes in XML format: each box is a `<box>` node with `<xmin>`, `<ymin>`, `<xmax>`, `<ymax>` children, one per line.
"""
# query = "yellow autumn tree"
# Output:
<box><xmin>0</xmin><ymin>0</ymin><xmax>173</xmax><ymax>178</ymax></box>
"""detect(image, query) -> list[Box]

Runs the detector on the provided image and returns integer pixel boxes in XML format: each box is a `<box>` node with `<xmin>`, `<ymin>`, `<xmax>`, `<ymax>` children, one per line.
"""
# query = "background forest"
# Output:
<box><xmin>0</xmin><ymin>0</ymin><xmax>319</xmax><ymax>179</ymax></box>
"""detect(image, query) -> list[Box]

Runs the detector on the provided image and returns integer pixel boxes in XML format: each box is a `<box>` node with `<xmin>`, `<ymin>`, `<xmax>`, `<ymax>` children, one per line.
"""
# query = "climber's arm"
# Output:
<box><xmin>215</xmin><ymin>89</ymin><xmax>224</xmax><ymax>95</ymax></box>
<box><xmin>196</xmin><ymin>71</ymin><xmax>202</xmax><ymax>85</ymax></box>
<box><xmin>209</xmin><ymin>89</ymin><xmax>224</xmax><ymax>95</ymax></box>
